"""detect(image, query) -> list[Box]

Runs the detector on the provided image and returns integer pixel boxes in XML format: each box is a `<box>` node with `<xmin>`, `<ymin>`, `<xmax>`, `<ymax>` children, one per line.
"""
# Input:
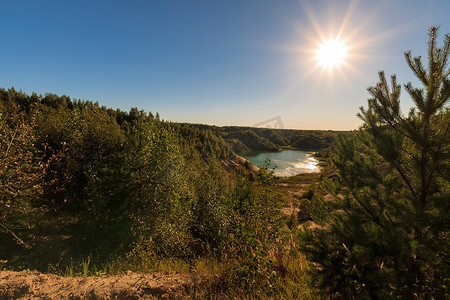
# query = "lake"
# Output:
<box><xmin>242</xmin><ymin>149</ymin><xmax>320</xmax><ymax>177</ymax></box>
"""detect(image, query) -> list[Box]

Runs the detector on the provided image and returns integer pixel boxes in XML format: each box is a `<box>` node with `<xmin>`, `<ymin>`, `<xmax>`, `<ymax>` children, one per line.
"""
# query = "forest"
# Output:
<box><xmin>0</xmin><ymin>86</ymin><xmax>312</xmax><ymax>297</ymax></box>
<box><xmin>173</xmin><ymin>123</ymin><xmax>346</xmax><ymax>153</ymax></box>
<box><xmin>0</xmin><ymin>27</ymin><xmax>449</xmax><ymax>299</ymax></box>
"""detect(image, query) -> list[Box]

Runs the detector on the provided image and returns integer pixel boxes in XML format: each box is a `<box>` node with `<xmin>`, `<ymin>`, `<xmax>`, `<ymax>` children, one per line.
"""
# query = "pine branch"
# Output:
<box><xmin>350</xmin><ymin>189</ymin><xmax>387</xmax><ymax>230</ymax></box>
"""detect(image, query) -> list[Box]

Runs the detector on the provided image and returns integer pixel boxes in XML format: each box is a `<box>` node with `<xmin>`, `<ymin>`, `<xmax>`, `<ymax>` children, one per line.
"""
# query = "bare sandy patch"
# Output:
<box><xmin>0</xmin><ymin>270</ymin><xmax>211</xmax><ymax>299</ymax></box>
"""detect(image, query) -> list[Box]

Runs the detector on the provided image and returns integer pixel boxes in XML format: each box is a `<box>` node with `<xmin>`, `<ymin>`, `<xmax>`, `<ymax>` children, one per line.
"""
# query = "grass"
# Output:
<box><xmin>274</xmin><ymin>174</ymin><xmax>319</xmax><ymax>203</ymax></box>
<box><xmin>36</xmin><ymin>227</ymin><xmax>321</xmax><ymax>298</ymax></box>
<box><xmin>5</xmin><ymin>231</ymin><xmax>321</xmax><ymax>299</ymax></box>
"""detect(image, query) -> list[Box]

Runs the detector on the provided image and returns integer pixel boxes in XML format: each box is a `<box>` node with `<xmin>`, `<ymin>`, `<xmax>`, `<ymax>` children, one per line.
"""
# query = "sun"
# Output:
<box><xmin>315</xmin><ymin>38</ymin><xmax>348</xmax><ymax>70</ymax></box>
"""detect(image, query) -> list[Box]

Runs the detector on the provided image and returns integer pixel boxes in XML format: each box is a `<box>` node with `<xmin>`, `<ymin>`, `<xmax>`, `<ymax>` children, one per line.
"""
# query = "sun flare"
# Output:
<box><xmin>315</xmin><ymin>38</ymin><xmax>348</xmax><ymax>70</ymax></box>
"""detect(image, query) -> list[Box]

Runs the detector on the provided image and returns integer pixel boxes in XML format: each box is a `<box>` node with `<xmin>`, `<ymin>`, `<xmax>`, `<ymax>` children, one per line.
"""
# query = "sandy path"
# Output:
<box><xmin>0</xmin><ymin>270</ymin><xmax>209</xmax><ymax>299</ymax></box>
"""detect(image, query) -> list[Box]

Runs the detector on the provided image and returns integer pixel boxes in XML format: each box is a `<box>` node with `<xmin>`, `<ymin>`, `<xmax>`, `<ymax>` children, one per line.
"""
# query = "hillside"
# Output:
<box><xmin>176</xmin><ymin>124</ymin><xmax>350</xmax><ymax>153</ymax></box>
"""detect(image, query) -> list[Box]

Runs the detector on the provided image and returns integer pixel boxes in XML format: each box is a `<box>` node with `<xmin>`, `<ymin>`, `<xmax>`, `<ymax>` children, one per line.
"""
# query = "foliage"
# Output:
<box><xmin>127</xmin><ymin>117</ymin><xmax>194</xmax><ymax>258</ymax></box>
<box><xmin>299</xmin><ymin>26</ymin><xmax>449</xmax><ymax>298</ymax></box>
<box><xmin>0</xmin><ymin>104</ymin><xmax>49</xmax><ymax>248</ymax></box>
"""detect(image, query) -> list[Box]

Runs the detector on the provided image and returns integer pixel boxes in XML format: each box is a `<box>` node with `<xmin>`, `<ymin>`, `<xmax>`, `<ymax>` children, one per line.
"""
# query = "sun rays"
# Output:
<box><xmin>275</xmin><ymin>0</ymin><xmax>415</xmax><ymax>100</ymax></box>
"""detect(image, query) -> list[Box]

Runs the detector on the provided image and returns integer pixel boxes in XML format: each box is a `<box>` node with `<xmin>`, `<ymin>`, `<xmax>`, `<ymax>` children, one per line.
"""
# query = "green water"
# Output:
<box><xmin>242</xmin><ymin>149</ymin><xmax>319</xmax><ymax>177</ymax></box>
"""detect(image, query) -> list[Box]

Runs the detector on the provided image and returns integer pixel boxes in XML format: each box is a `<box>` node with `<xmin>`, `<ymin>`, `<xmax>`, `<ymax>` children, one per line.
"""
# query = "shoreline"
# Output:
<box><xmin>241</xmin><ymin>149</ymin><xmax>321</xmax><ymax>177</ymax></box>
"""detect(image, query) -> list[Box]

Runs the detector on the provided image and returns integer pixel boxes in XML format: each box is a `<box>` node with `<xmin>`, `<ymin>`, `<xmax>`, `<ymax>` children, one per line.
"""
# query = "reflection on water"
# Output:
<box><xmin>242</xmin><ymin>150</ymin><xmax>319</xmax><ymax>177</ymax></box>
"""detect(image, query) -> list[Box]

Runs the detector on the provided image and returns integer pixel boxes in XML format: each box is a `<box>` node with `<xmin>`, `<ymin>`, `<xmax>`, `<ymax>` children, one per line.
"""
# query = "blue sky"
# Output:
<box><xmin>1</xmin><ymin>0</ymin><xmax>449</xmax><ymax>129</ymax></box>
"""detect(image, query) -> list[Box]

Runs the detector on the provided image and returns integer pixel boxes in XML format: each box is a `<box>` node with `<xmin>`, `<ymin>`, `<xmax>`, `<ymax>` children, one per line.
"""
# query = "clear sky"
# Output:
<box><xmin>1</xmin><ymin>0</ymin><xmax>449</xmax><ymax>130</ymax></box>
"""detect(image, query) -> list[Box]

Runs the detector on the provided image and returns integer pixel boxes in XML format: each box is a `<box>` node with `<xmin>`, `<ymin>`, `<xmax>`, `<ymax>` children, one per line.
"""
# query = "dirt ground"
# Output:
<box><xmin>0</xmin><ymin>270</ymin><xmax>211</xmax><ymax>299</ymax></box>
<box><xmin>273</xmin><ymin>173</ymin><xmax>319</xmax><ymax>215</ymax></box>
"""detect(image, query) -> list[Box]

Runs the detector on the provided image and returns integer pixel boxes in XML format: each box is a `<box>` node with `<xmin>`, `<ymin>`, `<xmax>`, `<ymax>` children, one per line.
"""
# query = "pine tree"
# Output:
<box><xmin>300</xmin><ymin>27</ymin><xmax>449</xmax><ymax>298</ymax></box>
